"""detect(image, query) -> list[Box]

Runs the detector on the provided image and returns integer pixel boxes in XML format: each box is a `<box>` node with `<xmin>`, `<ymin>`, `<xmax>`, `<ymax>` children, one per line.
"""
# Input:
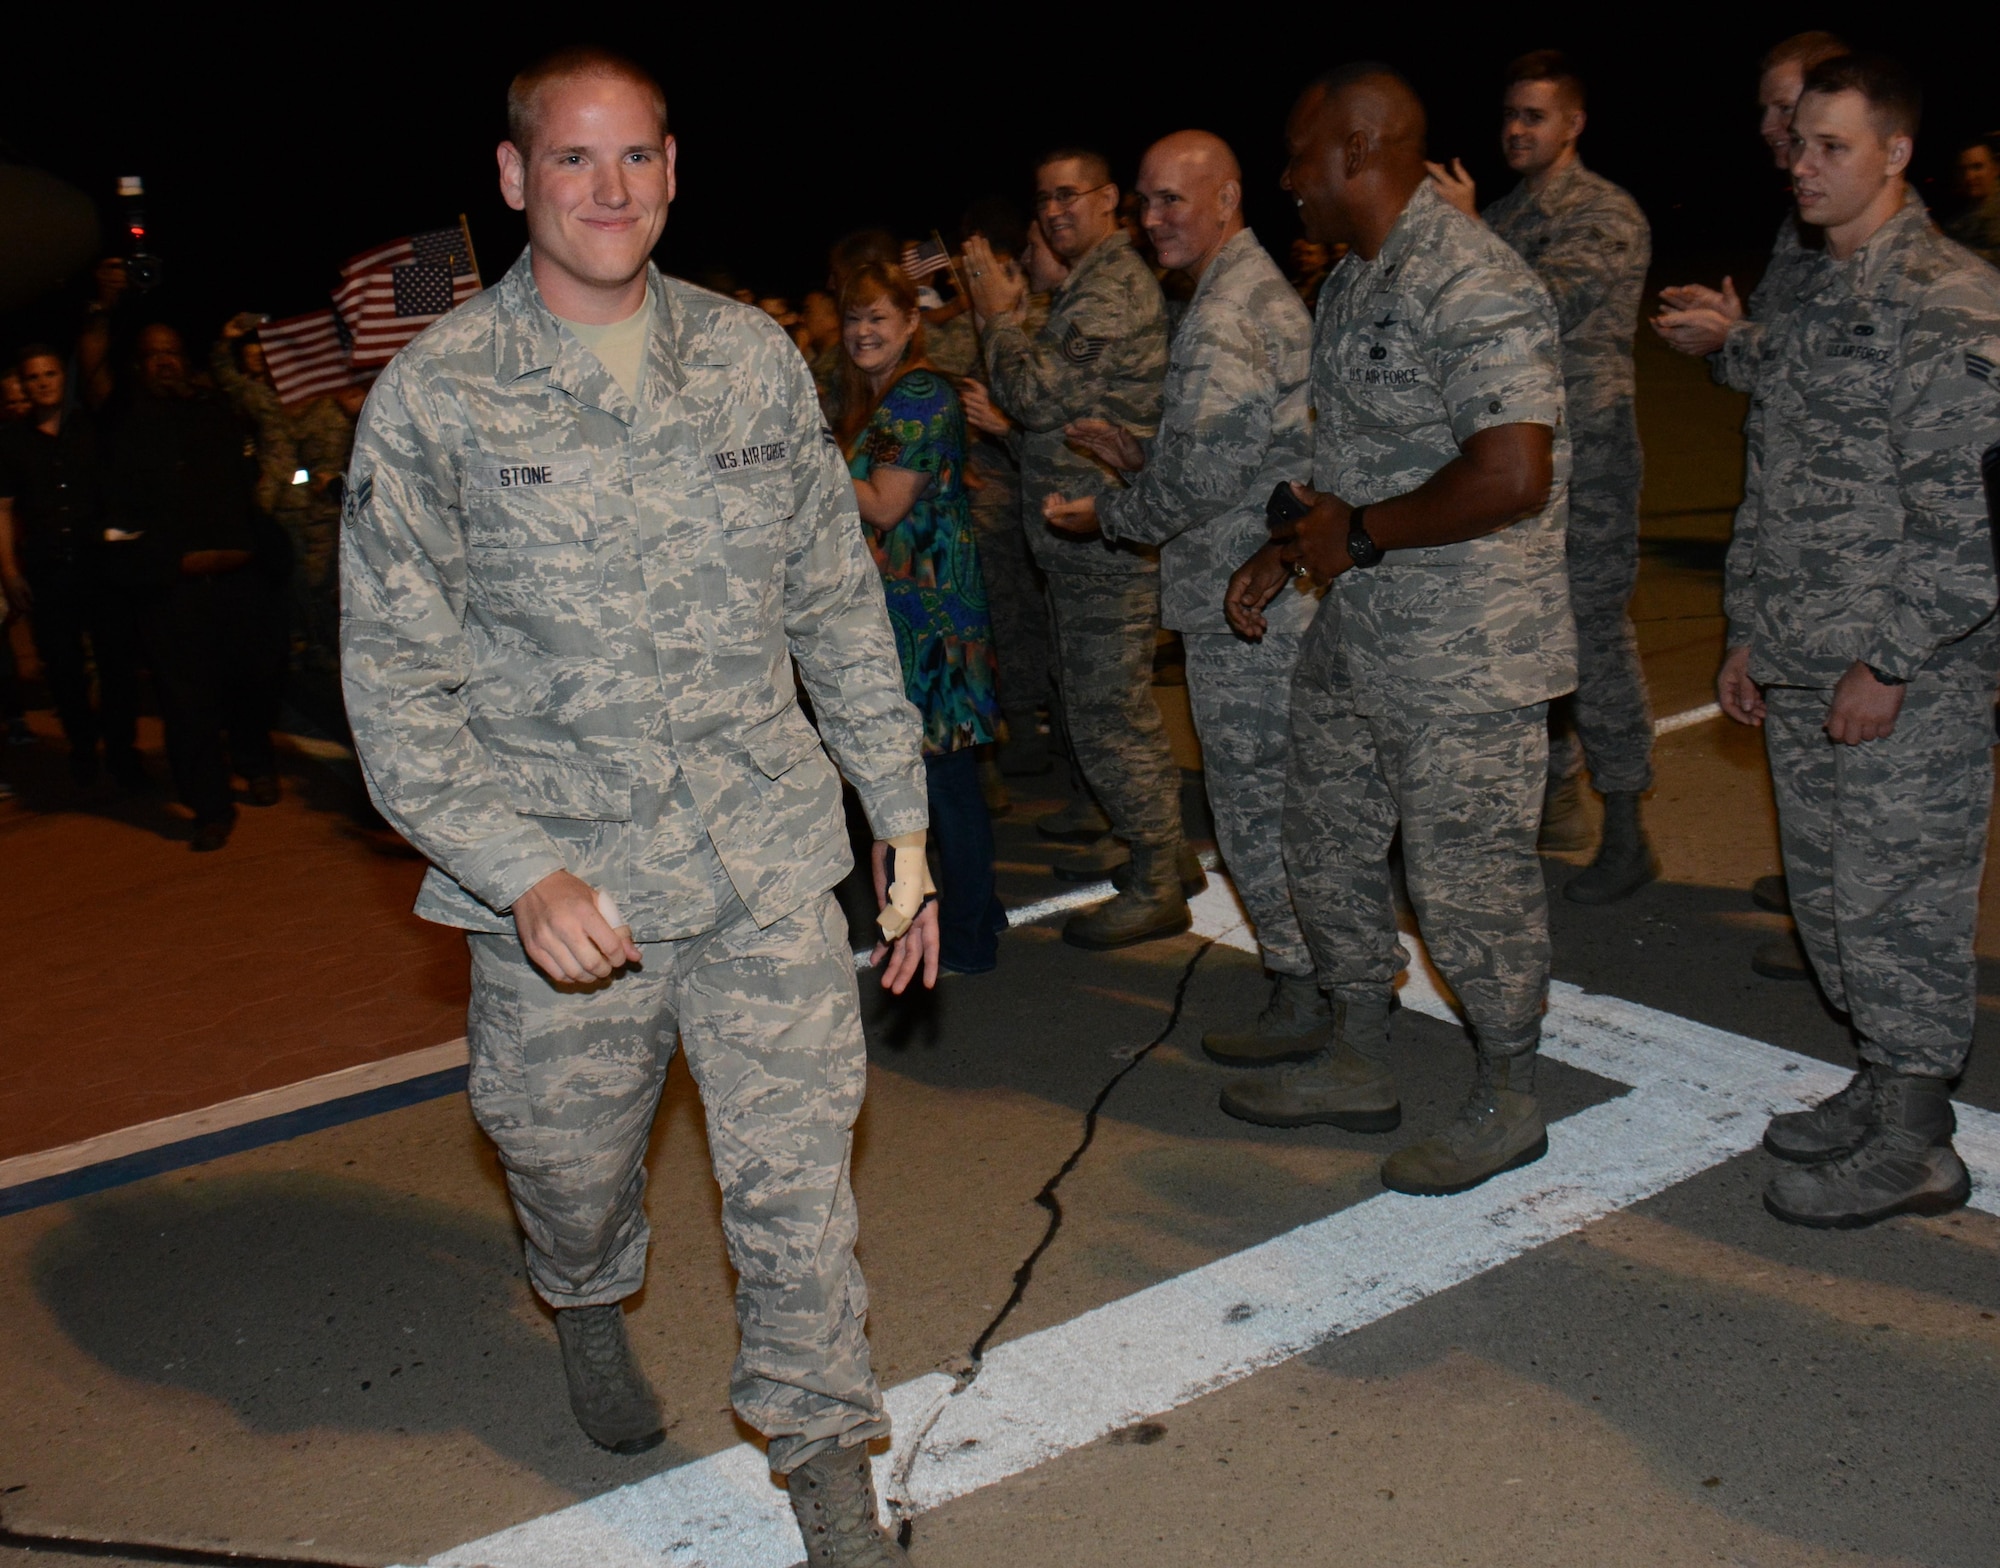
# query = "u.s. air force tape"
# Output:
<box><xmin>466</xmin><ymin>456</ymin><xmax>593</xmax><ymax>491</ymax></box>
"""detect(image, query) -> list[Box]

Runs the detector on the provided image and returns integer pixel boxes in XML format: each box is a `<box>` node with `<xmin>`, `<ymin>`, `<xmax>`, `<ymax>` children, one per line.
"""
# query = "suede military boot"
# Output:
<box><xmin>1062</xmin><ymin>842</ymin><xmax>1191</xmax><ymax>950</ymax></box>
<box><xmin>1750</xmin><ymin>874</ymin><xmax>1790</xmax><ymax>913</ymax></box>
<box><xmin>1036</xmin><ymin>796</ymin><xmax>1111</xmax><ymax>843</ymax></box>
<box><xmin>1537</xmin><ymin>772</ymin><xmax>1592</xmax><ymax>854</ymax></box>
<box><xmin>1217</xmin><ymin>990</ymin><xmax>1400</xmax><ymax>1129</ymax></box>
<box><xmin>1203</xmin><ymin>973</ymin><xmax>1337</xmax><ymax>1066</ymax></box>
<box><xmin>1052</xmin><ymin>834</ymin><xmax>1206</xmax><ymax>896</ymax></box>
<box><xmin>995</xmin><ymin>709</ymin><xmax>1052</xmax><ymax>777</ymax></box>
<box><xmin>1764</xmin><ymin>1065</ymin><xmax>1877</xmax><ymax>1163</ymax></box>
<box><xmin>1380</xmin><ymin>1048</ymin><xmax>1547</xmax><ymax>1195</ymax></box>
<box><xmin>1751</xmin><ymin>930</ymin><xmax>1813</xmax><ymax>981</ymax></box>
<box><xmin>555</xmin><ymin>1303</ymin><xmax>665</xmax><ymax>1454</ymax></box>
<box><xmin>785</xmin><ymin>1444</ymin><xmax>911</xmax><ymax>1566</ymax></box>
<box><xmin>1563</xmin><ymin>791</ymin><xmax>1658</xmax><ymax>905</ymax></box>
<box><xmin>1765</xmin><ymin>1071</ymin><xmax>1970</xmax><ymax>1228</ymax></box>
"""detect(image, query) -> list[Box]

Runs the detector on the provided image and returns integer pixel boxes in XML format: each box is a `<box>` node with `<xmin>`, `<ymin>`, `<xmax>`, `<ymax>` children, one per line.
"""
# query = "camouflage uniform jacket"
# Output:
<box><xmin>1309</xmin><ymin>181</ymin><xmax>1576</xmax><ymax>716</ymax></box>
<box><xmin>1096</xmin><ymin>228</ymin><xmax>1314</xmax><ymax>635</ymax></box>
<box><xmin>1945</xmin><ymin>191</ymin><xmax>2000</xmax><ymax>268</ymax></box>
<box><xmin>340</xmin><ymin>253</ymin><xmax>927</xmax><ymax>940</ymax></box>
<box><xmin>1712</xmin><ymin>212</ymin><xmax>1823</xmax><ymax>394</ymax></box>
<box><xmin>981</xmin><ymin>229</ymin><xmax>1168</xmax><ymax>576</ymax></box>
<box><xmin>294</xmin><ymin>396</ymin><xmax>356</xmax><ymax>526</ymax></box>
<box><xmin>1725</xmin><ymin>199</ymin><xmax>2000</xmax><ymax>690</ymax></box>
<box><xmin>209</xmin><ymin>339</ymin><xmax>305</xmax><ymax>516</ymax></box>
<box><xmin>1483</xmin><ymin>160</ymin><xmax>1650</xmax><ymax>418</ymax></box>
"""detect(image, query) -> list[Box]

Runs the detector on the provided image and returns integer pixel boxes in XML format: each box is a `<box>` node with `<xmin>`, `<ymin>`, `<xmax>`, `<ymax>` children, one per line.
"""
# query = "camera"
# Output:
<box><xmin>116</xmin><ymin>175</ymin><xmax>162</xmax><ymax>293</ymax></box>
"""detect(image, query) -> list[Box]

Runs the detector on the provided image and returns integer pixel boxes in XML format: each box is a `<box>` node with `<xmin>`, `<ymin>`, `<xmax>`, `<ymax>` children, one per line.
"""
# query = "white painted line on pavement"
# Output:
<box><xmin>419</xmin><ymin>915</ymin><xmax>2000</xmax><ymax>1568</ymax></box>
<box><xmin>1655</xmin><ymin>700</ymin><xmax>1724</xmax><ymax>735</ymax></box>
<box><xmin>0</xmin><ymin>1039</ymin><xmax>470</xmax><ymax>1191</ymax></box>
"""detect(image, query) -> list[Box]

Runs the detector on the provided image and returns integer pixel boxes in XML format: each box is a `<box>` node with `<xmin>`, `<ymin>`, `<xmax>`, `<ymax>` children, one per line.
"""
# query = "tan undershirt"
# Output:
<box><xmin>559</xmin><ymin>298</ymin><xmax>651</xmax><ymax>405</ymax></box>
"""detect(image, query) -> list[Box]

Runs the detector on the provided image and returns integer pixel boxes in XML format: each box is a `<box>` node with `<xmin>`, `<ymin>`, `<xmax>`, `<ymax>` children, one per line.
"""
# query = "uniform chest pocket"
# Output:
<box><xmin>462</xmin><ymin>456</ymin><xmax>599</xmax><ymax>548</ymax></box>
<box><xmin>711</xmin><ymin>472</ymin><xmax>796</xmax><ymax>534</ymax></box>
<box><xmin>1336</xmin><ymin>319</ymin><xmax>1432</xmax><ymax>429</ymax></box>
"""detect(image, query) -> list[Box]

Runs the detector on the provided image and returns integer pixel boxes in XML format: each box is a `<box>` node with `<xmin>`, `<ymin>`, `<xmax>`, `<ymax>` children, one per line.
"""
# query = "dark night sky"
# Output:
<box><xmin>3</xmin><ymin>6</ymin><xmax>1992</xmax><ymax>348</ymax></box>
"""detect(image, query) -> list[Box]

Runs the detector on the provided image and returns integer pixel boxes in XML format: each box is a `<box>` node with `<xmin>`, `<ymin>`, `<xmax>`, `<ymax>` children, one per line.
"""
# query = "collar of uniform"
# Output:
<box><xmin>1843</xmin><ymin>195</ymin><xmax>1933</xmax><ymax>293</ymax></box>
<box><xmin>1185</xmin><ymin>226</ymin><xmax>1259</xmax><ymax>315</ymax></box>
<box><xmin>1054</xmin><ymin>227</ymin><xmax>1134</xmax><ymax>304</ymax></box>
<box><xmin>491</xmin><ymin>257</ymin><xmax>725</xmax><ymax>421</ymax></box>
<box><xmin>1369</xmin><ymin>179</ymin><xmax>1451</xmax><ymax>282</ymax></box>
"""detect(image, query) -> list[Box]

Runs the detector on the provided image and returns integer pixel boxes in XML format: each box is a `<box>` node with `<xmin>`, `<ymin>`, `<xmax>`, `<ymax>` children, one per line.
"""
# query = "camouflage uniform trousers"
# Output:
<box><xmin>1285</xmin><ymin>639</ymin><xmax>1551</xmax><ymax>1049</ymax></box>
<box><xmin>968</xmin><ymin>480</ymin><xmax>1055</xmax><ymax>724</ymax></box>
<box><xmin>1763</xmin><ymin>682</ymin><xmax>1994</xmax><ymax>1079</ymax></box>
<box><xmin>1045</xmin><ymin>569</ymin><xmax>1184</xmax><ymax>851</ymax></box>
<box><xmin>465</xmin><ymin>889</ymin><xmax>886</xmax><ymax>1472</ymax></box>
<box><xmin>1549</xmin><ymin>397</ymin><xmax>1653</xmax><ymax>794</ymax></box>
<box><xmin>1183</xmin><ymin>630</ymin><xmax>1312</xmax><ymax>977</ymax></box>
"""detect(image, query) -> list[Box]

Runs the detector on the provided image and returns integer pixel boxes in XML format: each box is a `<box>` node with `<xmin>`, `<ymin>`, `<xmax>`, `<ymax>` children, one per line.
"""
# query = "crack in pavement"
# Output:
<box><xmin>891</xmin><ymin>939</ymin><xmax>1217</xmax><ymax>1545</ymax></box>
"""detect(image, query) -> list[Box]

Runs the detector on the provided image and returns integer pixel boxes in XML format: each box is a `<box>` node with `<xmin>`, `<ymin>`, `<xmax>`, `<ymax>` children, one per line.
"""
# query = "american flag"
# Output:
<box><xmin>335</xmin><ymin>222</ymin><xmax>481</xmax><ymax>368</ymax></box>
<box><xmin>259</xmin><ymin>310</ymin><xmax>369</xmax><ymax>405</ymax></box>
<box><xmin>901</xmin><ymin>237</ymin><xmax>952</xmax><ymax>280</ymax></box>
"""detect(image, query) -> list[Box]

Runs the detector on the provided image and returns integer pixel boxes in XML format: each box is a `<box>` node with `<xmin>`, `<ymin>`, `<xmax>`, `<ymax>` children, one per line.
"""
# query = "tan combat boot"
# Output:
<box><xmin>1217</xmin><ymin>990</ymin><xmax>1400</xmax><ymax>1130</ymax></box>
<box><xmin>1053</xmin><ymin>834</ymin><xmax>1207</xmax><ymax>895</ymax></box>
<box><xmin>1062</xmin><ymin>841</ymin><xmax>1191</xmax><ymax>950</ymax></box>
<box><xmin>555</xmin><ymin>1303</ymin><xmax>665</xmax><ymax>1453</ymax></box>
<box><xmin>1202</xmin><ymin>973</ymin><xmax>1336</xmax><ymax>1066</ymax></box>
<box><xmin>1537</xmin><ymin>772</ymin><xmax>1593</xmax><ymax>854</ymax></box>
<box><xmin>786</xmin><ymin>1444</ymin><xmax>912</xmax><ymax>1566</ymax></box>
<box><xmin>1380</xmin><ymin>1048</ymin><xmax>1547</xmax><ymax>1195</ymax></box>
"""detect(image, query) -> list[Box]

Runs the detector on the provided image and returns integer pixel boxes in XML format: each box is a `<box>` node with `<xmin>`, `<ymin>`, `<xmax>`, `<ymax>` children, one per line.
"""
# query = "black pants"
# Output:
<box><xmin>23</xmin><ymin>563</ymin><xmax>144</xmax><ymax>765</ymax></box>
<box><xmin>926</xmin><ymin>747</ymin><xmax>1005</xmax><ymax>973</ymax></box>
<box><xmin>142</xmin><ymin>568</ymin><xmax>287</xmax><ymax>824</ymax></box>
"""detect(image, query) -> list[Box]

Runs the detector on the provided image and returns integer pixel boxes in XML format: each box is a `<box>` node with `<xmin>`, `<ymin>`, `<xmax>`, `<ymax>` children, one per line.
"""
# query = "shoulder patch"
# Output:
<box><xmin>1062</xmin><ymin>321</ymin><xmax>1108</xmax><ymax>364</ymax></box>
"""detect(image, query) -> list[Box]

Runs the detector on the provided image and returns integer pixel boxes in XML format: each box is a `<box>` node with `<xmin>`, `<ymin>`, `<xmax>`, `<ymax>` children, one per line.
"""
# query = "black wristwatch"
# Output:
<box><xmin>1864</xmin><ymin>664</ymin><xmax>1906</xmax><ymax>687</ymax></box>
<box><xmin>1345</xmin><ymin>505</ymin><xmax>1384</xmax><ymax>570</ymax></box>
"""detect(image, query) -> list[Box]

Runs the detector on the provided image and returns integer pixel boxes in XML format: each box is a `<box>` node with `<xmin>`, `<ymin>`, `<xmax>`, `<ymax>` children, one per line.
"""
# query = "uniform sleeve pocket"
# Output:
<box><xmin>740</xmin><ymin>704</ymin><xmax>825</xmax><ymax>779</ymax></box>
<box><xmin>503</xmin><ymin>753</ymin><xmax>634</xmax><ymax>821</ymax></box>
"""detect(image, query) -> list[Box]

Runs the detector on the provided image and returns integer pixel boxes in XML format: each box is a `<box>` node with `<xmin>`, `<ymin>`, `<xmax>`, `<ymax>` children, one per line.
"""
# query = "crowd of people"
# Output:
<box><xmin>0</xmin><ymin>264</ymin><xmax>365</xmax><ymax>845</ymax></box>
<box><xmin>9</xmin><ymin>33</ymin><xmax>2000</xmax><ymax>1566</ymax></box>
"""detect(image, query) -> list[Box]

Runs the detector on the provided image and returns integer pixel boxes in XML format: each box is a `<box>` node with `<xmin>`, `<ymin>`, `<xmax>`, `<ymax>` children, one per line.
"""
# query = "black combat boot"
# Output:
<box><xmin>1036</xmin><ymin>796</ymin><xmax>1111</xmax><ymax>843</ymax></box>
<box><xmin>556</xmin><ymin>1303</ymin><xmax>665</xmax><ymax>1454</ymax></box>
<box><xmin>785</xmin><ymin>1444</ymin><xmax>912</xmax><ymax>1566</ymax></box>
<box><xmin>1218</xmin><ymin>989</ymin><xmax>1400</xmax><ymax>1129</ymax></box>
<box><xmin>1563</xmin><ymin>790</ymin><xmax>1658</xmax><ymax>904</ymax></box>
<box><xmin>1380</xmin><ymin>1046</ymin><xmax>1547</xmax><ymax>1195</ymax></box>
<box><xmin>1203</xmin><ymin>973</ymin><xmax>1337</xmax><ymax>1067</ymax></box>
<box><xmin>1763</xmin><ymin>1065</ymin><xmax>1877</xmax><ymax>1163</ymax></box>
<box><xmin>1764</xmin><ymin>1071</ymin><xmax>1970</xmax><ymax>1228</ymax></box>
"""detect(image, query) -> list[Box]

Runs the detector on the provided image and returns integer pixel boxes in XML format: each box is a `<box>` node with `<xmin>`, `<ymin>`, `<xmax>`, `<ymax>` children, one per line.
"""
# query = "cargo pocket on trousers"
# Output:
<box><xmin>465</xmin><ymin>968</ymin><xmax>529</xmax><ymax>1145</ymax></box>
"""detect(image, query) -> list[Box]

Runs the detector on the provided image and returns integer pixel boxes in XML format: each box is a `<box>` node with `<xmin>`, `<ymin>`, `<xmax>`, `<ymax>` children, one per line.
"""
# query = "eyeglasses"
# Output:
<box><xmin>1032</xmin><ymin>182</ymin><xmax>1111</xmax><ymax>214</ymax></box>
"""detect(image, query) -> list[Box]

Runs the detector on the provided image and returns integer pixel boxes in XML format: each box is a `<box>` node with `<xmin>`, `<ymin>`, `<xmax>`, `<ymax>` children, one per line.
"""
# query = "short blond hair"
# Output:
<box><xmin>506</xmin><ymin>46</ymin><xmax>667</xmax><ymax>154</ymax></box>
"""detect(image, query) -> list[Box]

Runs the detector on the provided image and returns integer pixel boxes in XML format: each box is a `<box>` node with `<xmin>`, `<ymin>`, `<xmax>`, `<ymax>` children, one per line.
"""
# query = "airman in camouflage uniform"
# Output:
<box><xmin>1485</xmin><ymin>161</ymin><xmax>1655</xmax><ymax>899</ymax></box>
<box><xmin>1219</xmin><ymin>168</ymin><xmax>1577</xmax><ymax>1198</ymax></box>
<box><xmin>341</xmin><ymin>253</ymin><xmax>926</xmax><ymax>1480</ymax></box>
<box><xmin>1724</xmin><ymin>179</ymin><xmax>2000</xmax><ymax>1227</ymax></box>
<box><xmin>1089</xmin><ymin>224</ymin><xmax>1319</xmax><ymax>1046</ymax></box>
<box><xmin>980</xmin><ymin>224</ymin><xmax>1183</xmax><ymax>947</ymax></box>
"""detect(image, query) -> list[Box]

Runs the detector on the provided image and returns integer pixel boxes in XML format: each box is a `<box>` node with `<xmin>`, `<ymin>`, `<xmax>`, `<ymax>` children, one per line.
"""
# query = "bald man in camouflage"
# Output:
<box><xmin>1044</xmin><ymin>130</ymin><xmax>1325</xmax><ymax>1060</ymax></box>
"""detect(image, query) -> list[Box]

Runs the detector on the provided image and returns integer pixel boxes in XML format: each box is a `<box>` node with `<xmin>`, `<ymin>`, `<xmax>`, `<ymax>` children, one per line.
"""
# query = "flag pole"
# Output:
<box><xmin>459</xmin><ymin>214</ymin><xmax>483</xmax><ymax>288</ymax></box>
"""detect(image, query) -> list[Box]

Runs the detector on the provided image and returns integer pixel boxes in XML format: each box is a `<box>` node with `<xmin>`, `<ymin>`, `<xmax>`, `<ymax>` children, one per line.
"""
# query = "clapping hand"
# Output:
<box><xmin>962</xmin><ymin>236</ymin><xmax>1027</xmax><ymax>324</ymax></box>
<box><xmin>1652</xmin><ymin>278</ymin><xmax>1743</xmax><ymax>357</ymax></box>
<box><xmin>1424</xmin><ymin>158</ymin><xmax>1478</xmax><ymax>217</ymax></box>
<box><xmin>1041</xmin><ymin>492</ymin><xmax>1101</xmax><ymax>536</ymax></box>
<box><xmin>1064</xmin><ymin>418</ymin><xmax>1145</xmax><ymax>472</ymax></box>
<box><xmin>959</xmin><ymin>378</ymin><xmax>1012</xmax><ymax>438</ymax></box>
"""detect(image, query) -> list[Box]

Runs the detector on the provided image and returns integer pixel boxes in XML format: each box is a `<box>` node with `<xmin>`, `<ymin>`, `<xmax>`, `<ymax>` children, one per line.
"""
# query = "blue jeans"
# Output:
<box><xmin>927</xmin><ymin>748</ymin><xmax>1004</xmax><ymax>973</ymax></box>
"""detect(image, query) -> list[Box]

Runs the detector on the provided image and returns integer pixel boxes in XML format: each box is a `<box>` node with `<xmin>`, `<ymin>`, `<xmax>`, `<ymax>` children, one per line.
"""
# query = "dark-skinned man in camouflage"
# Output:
<box><xmin>1717</xmin><ymin>56</ymin><xmax>2000</xmax><ymax>1230</ymax></box>
<box><xmin>1220</xmin><ymin>66</ymin><xmax>1577</xmax><ymax>1198</ymax></box>
<box><xmin>1433</xmin><ymin>51</ymin><xmax>1657</xmax><ymax>903</ymax></box>
<box><xmin>340</xmin><ymin>50</ymin><xmax>933</xmax><ymax>1568</ymax></box>
<box><xmin>1044</xmin><ymin>130</ymin><xmax>1323</xmax><ymax>1061</ymax></box>
<box><xmin>964</xmin><ymin>150</ymin><xmax>1190</xmax><ymax>951</ymax></box>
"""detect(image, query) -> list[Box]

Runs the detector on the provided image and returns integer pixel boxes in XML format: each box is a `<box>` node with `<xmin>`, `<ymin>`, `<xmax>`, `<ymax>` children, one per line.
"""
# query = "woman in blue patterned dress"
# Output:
<box><xmin>837</xmin><ymin>262</ymin><xmax>1005</xmax><ymax>973</ymax></box>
